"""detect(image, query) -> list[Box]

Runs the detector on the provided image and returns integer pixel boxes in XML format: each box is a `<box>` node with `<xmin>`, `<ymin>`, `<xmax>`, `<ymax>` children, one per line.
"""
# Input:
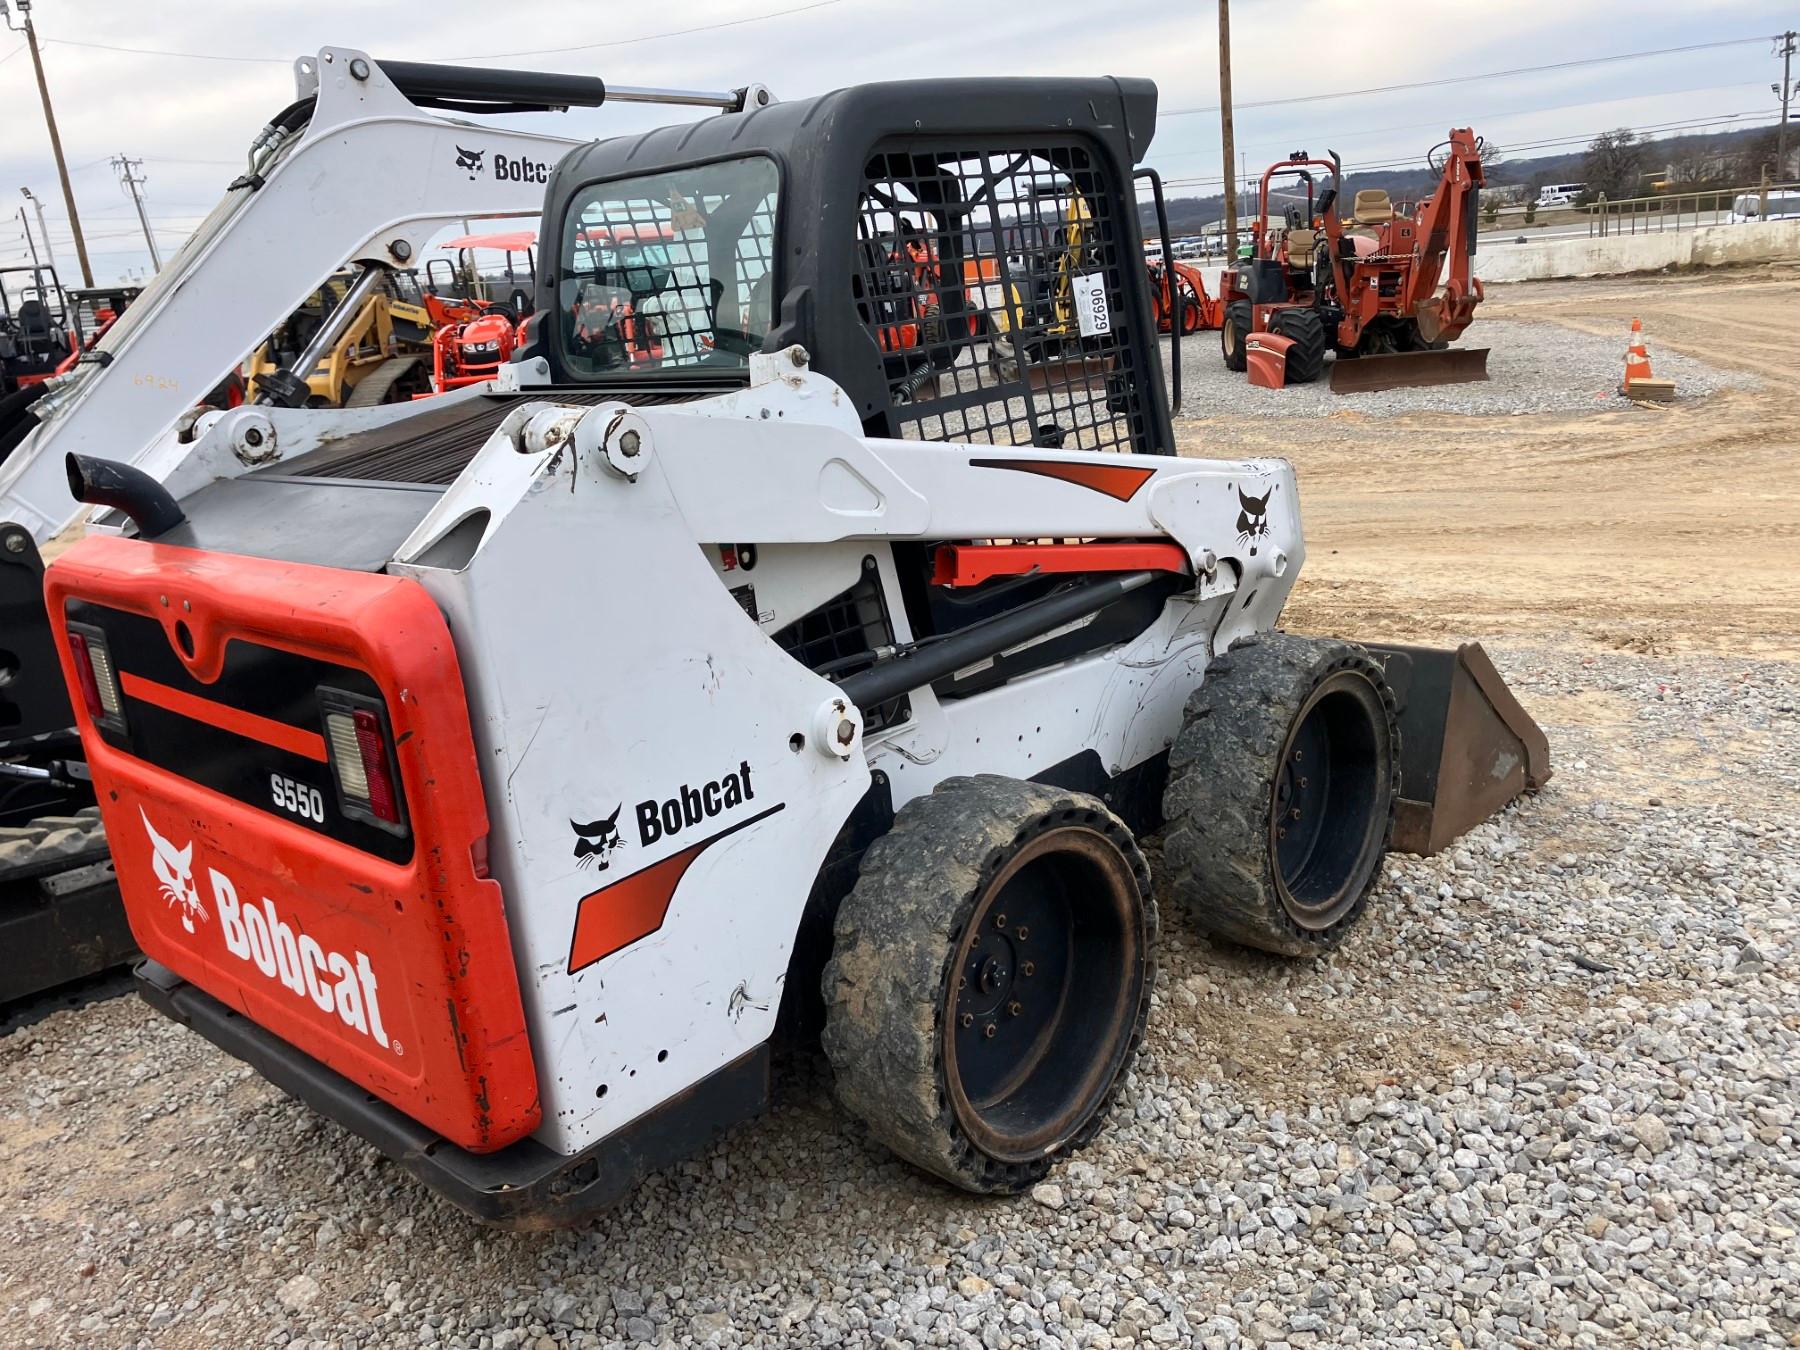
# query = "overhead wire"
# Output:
<box><xmin>39</xmin><ymin>0</ymin><xmax>850</xmax><ymax>66</ymax></box>
<box><xmin>1157</xmin><ymin>36</ymin><xmax>1777</xmax><ymax>117</ymax></box>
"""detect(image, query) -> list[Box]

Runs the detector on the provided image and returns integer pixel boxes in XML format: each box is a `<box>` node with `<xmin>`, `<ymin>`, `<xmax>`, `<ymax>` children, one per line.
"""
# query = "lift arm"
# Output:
<box><xmin>0</xmin><ymin>48</ymin><xmax>767</xmax><ymax>544</ymax></box>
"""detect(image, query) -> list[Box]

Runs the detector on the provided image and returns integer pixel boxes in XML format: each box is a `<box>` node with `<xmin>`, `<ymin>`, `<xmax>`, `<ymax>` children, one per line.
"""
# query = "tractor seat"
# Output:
<box><xmin>17</xmin><ymin>299</ymin><xmax>51</xmax><ymax>339</ymax></box>
<box><xmin>1352</xmin><ymin>190</ymin><xmax>1394</xmax><ymax>226</ymax></box>
<box><xmin>1285</xmin><ymin>228</ymin><xmax>1316</xmax><ymax>266</ymax></box>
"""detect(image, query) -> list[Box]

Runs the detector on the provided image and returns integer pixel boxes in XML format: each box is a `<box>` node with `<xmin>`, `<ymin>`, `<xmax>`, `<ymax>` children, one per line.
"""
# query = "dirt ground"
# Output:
<box><xmin>1177</xmin><ymin>266</ymin><xmax>1800</xmax><ymax>658</ymax></box>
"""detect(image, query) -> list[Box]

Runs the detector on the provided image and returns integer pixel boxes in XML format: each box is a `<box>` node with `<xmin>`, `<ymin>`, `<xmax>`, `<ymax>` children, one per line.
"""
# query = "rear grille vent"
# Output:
<box><xmin>267</xmin><ymin>388</ymin><xmax>720</xmax><ymax>486</ymax></box>
<box><xmin>772</xmin><ymin>564</ymin><xmax>909</xmax><ymax>734</ymax></box>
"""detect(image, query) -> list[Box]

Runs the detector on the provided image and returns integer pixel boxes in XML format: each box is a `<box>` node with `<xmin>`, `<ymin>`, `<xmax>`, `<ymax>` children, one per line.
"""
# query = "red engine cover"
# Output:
<box><xmin>46</xmin><ymin>536</ymin><xmax>542</xmax><ymax>1153</ymax></box>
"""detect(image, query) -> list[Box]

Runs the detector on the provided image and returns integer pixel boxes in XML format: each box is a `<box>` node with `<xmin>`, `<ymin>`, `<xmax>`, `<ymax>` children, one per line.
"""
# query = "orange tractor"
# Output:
<box><xmin>1147</xmin><ymin>259</ymin><xmax>1220</xmax><ymax>336</ymax></box>
<box><xmin>1218</xmin><ymin>131</ymin><xmax>1488</xmax><ymax>392</ymax></box>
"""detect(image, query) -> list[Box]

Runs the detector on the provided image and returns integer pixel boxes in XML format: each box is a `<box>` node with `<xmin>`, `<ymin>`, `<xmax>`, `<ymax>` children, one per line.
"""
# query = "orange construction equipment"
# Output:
<box><xmin>1218</xmin><ymin>133</ymin><xmax>1491</xmax><ymax>392</ymax></box>
<box><xmin>1147</xmin><ymin>259</ymin><xmax>1221</xmax><ymax>335</ymax></box>
<box><xmin>1620</xmin><ymin>317</ymin><xmax>1676</xmax><ymax>401</ymax></box>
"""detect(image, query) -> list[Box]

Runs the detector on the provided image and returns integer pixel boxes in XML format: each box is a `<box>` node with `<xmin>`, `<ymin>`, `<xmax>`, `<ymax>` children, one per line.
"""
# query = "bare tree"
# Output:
<box><xmin>1732</xmin><ymin>129</ymin><xmax>1786</xmax><ymax>183</ymax></box>
<box><xmin>1583</xmin><ymin>128</ymin><xmax>1644</xmax><ymax>200</ymax></box>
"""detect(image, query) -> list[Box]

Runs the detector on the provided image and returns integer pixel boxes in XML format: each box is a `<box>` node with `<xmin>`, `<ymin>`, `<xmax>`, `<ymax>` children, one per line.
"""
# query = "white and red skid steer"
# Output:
<box><xmin>44</xmin><ymin>62</ymin><xmax>1548</xmax><ymax>1227</ymax></box>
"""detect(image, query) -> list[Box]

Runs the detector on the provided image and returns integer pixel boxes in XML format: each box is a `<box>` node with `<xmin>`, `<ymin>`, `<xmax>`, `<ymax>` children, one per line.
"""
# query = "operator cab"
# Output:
<box><xmin>534</xmin><ymin>78</ymin><xmax>1173</xmax><ymax>456</ymax></box>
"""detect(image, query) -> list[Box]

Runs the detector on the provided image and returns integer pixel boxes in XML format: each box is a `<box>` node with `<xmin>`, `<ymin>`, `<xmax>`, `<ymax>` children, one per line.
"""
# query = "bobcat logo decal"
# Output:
<box><xmin>454</xmin><ymin>145</ymin><xmax>485</xmax><ymax>179</ymax></box>
<box><xmin>142</xmin><ymin>807</ymin><xmax>207</xmax><ymax>933</ymax></box>
<box><xmin>570</xmin><ymin>807</ymin><xmax>624</xmax><ymax>872</ymax></box>
<box><xmin>1236</xmin><ymin>486</ymin><xmax>1273</xmax><ymax>557</ymax></box>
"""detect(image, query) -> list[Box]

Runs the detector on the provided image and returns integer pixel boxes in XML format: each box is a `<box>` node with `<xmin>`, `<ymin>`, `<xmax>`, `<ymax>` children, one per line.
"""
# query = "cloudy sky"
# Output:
<box><xmin>1</xmin><ymin>0</ymin><xmax>1792</xmax><ymax>284</ymax></box>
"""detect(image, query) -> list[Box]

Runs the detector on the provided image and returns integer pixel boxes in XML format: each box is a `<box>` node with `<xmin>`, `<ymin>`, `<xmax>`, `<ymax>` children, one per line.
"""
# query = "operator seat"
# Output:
<box><xmin>1285</xmin><ymin>228</ymin><xmax>1316</xmax><ymax>269</ymax></box>
<box><xmin>17</xmin><ymin>299</ymin><xmax>51</xmax><ymax>343</ymax></box>
<box><xmin>1352</xmin><ymin>190</ymin><xmax>1394</xmax><ymax>226</ymax></box>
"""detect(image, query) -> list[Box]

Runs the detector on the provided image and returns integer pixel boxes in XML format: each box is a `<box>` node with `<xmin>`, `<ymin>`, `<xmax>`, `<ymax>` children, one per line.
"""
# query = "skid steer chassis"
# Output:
<box><xmin>43</xmin><ymin>72</ymin><xmax>1549</xmax><ymax>1227</ymax></box>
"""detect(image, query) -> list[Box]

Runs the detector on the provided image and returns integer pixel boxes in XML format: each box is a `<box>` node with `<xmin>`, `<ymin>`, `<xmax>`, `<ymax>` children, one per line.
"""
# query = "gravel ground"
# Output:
<box><xmin>4</xmin><ymin>647</ymin><xmax>1796</xmax><ymax>1349</ymax></box>
<box><xmin>1159</xmin><ymin>318</ymin><xmax>1757</xmax><ymax>420</ymax></box>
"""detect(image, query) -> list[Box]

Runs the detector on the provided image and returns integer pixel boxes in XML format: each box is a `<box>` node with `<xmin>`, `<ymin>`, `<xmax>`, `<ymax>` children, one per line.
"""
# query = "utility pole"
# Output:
<box><xmin>20</xmin><ymin>186</ymin><xmax>58</xmax><ymax>280</ymax></box>
<box><xmin>111</xmin><ymin>155</ymin><xmax>163</xmax><ymax>271</ymax></box>
<box><xmin>1218</xmin><ymin>0</ymin><xmax>1237</xmax><ymax>257</ymax></box>
<box><xmin>2</xmin><ymin>0</ymin><xmax>94</xmax><ymax>286</ymax></box>
<box><xmin>1777</xmin><ymin>31</ymin><xmax>1797</xmax><ymax>181</ymax></box>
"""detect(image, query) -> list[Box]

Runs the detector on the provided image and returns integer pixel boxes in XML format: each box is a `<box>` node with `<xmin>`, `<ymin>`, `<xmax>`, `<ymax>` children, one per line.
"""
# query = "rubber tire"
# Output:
<box><xmin>1221</xmin><ymin>301</ymin><xmax>1250</xmax><ymax>372</ymax></box>
<box><xmin>821</xmin><ymin>775</ymin><xmax>1157</xmax><ymax>1193</ymax></box>
<box><xmin>1161</xmin><ymin>634</ymin><xmax>1399</xmax><ymax>958</ymax></box>
<box><xmin>1269</xmin><ymin>308</ymin><xmax>1326</xmax><ymax>385</ymax></box>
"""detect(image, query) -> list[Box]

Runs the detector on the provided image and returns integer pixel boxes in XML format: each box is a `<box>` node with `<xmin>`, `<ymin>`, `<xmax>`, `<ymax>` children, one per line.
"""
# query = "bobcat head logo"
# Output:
<box><xmin>1236</xmin><ymin>486</ymin><xmax>1273</xmax><ymax>557</ymax></box>
<box><xmin>141</xmin><ymin>807</ymin><xmax>207</xmax><ymax>934</ymax></box>
<box><xmin>454</xmin><ymin>145</ymin><xmax>485</xmax><ymax>179</ymax></box>
<box><xmin>571</xmin><ymin>807</ymin><xmax>624</xmax><ymax>872</ymax></box>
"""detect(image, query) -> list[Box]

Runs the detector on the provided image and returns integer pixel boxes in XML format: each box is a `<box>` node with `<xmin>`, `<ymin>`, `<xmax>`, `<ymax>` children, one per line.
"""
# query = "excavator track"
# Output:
<box><xmin>1</xmin><ymin>524</ymin><xmax>136</xmax><ymax>1005</ymax></box>
<box><xmin>0</xmin><ymin>809</ymin><xmax>133</xmax><ymax>1005</ymax></box>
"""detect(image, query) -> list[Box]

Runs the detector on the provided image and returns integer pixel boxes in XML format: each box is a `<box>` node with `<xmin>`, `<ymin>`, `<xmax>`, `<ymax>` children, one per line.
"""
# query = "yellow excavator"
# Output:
<box><xmin>986</xmin><ymin>187</ymin><xmax>1100</xmax><ymax>385</ymax></box>
<box><xmin>245</xmin><ymin>269</ymin><xmax>435</xmax><ymax>407</ymax></box>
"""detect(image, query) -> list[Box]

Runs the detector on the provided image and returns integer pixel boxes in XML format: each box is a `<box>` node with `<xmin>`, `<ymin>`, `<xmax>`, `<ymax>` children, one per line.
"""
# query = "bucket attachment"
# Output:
<box><xmin>1359</xmin><ymin>642</ymin><xmax>1551</xmax><ymax>856</ymax></box>
<box><xmin>1330</xmin><ymin>346</ymin><xmax>1490</xmax><ymax>395</ymax></box>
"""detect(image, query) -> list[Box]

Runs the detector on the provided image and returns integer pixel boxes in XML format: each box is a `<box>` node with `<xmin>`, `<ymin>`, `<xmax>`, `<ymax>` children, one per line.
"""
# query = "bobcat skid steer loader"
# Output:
<box><xmin>44</xmin><ymin>76</ymin><xmax>1548</xmax><ymax>1228</ymax></box>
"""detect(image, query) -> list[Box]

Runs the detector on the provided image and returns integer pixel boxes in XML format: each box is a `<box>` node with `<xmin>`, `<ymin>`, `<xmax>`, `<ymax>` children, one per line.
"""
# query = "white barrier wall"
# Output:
<box><xmin>1476</xmin><ymin>218</ymin><xmax>1800</xmax><ymax>283</ymax></box>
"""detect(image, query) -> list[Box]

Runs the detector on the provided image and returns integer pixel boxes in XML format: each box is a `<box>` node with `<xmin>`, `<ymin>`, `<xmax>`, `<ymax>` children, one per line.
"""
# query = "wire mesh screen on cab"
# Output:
<box><xmin>854</xmin><ymin>141</ymin><xmax>1153</xmax><ymax>455</ymax></box>
<box><xmin>559</xmin><ymin>157</ymin><xmax>779</xmax><ymax>377</ymax></box>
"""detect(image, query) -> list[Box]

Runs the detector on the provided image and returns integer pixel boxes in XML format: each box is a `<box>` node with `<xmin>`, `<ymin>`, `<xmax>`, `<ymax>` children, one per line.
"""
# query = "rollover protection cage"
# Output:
<box><xmin>535</xmin><ymin>77</ymin><xmax>1176</xmax><ymax>457</ymax></box>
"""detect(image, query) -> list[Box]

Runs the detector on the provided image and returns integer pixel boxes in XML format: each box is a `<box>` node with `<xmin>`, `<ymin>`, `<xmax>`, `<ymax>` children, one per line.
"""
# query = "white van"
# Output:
<box><xmin>1729</xmin><ymin>190</ymin><xmax>1800</xmax><ymax>223</ymax></box>
<box><xmin>1536</xmin><ymin>183</ymin><xmax>1585</xmax><ymax>207</ymax></box>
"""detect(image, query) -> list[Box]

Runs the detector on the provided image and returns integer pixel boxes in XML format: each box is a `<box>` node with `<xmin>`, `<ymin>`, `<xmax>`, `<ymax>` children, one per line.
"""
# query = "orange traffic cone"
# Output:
<box><xmin>1620</xmin><ymin>318</ymin><xmax>1676</xmax><ymax>401</ymax></box>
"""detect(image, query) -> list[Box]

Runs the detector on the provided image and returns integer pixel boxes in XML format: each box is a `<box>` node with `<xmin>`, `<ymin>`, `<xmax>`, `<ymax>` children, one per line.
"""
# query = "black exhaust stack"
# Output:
<box><xmin>65</xmin><ymin>454</ymin><xmax>185</xmax><ymax>540</ymax></box>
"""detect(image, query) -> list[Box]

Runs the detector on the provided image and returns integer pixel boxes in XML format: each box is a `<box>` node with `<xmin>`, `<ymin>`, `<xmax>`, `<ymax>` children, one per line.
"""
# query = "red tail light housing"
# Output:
<box><xmin>66</xmin><ymin>622</ymin><xmax>127</xmax><ymax>732</ymax></box>
<box><xmin>320</xmin><ymin>689</ymin><xmax>406</xmax><ymax>835</ymax></box>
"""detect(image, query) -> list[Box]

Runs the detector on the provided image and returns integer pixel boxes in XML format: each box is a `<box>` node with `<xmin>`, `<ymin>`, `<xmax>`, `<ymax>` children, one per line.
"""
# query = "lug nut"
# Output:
<box><xmin>1299</xmin><ymin>776</ymin><xmax>1309</xmax><ymax>788</ymax></box>
<box><xmin>993</xmin><ymin>913</ymin><xmax>1007</xmax><ymax>928</ymax></box>
<box><xmin>1016</xmin><ymin>926</ymin><xmax>1029</xmax><ymax>941</ymax></box>
<box><xmin>1290</xmin><ymin>808</ymin><xmax>1301</xmax><ymax>822</ymax></box>
<box><xmin>983</xmin><ymin>1023</ymin><xmax>997</xmax><ymax>1039</ymax></box>
<box><xmin>1022</xmin><ymin>962</ymin><xmax>1035</xmax><ymax>977</ymax></box>
<box><xmin>959</xmin><ymin>1012</ymin><xmax>974</xmax><ymax>1028</ymax></box>
<box><xmin>1007</xmin><ymin>1001</ymin><xmax>1023</xmax><ymax>1017</ymax></box>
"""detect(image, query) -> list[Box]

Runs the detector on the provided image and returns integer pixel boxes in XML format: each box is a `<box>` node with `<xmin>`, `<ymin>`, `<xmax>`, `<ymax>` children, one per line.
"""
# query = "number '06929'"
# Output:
<box><xmin>270</xmin><ymin>773</ymin><xmax>326</xmax><ymax>823</ymax></box>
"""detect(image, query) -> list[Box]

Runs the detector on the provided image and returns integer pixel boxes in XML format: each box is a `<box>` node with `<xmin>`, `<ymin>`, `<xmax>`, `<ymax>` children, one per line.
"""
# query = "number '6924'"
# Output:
<box><xmin>270</xmin><ymin>773</ymin><xmax>326</xmax><ymax>823</ymax></box>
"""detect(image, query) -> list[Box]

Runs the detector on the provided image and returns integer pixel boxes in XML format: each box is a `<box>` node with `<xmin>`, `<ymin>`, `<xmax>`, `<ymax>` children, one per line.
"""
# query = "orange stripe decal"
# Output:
<box><xmin>120</xmin><ymin>671</ymin><xmax>328</xmax><ymax>763</ymax></box>
<box><xmin>969</xmin><ymin>457</ymin><xmax>1158</xmax><ymax>502</ymax></box>
<box><xmin>568</xmin><ymin>803</ymin><xmax>785</xmax><ymax>973</ymax></box>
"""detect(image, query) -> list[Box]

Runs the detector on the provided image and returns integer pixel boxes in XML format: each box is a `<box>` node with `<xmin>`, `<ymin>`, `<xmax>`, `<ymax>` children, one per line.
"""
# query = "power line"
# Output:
<box><xmin>434</xmin><ymin>0</ymin><xmax>849</xmax><ymax>60</ymax></box>
<box><xmin>1149</xmin><ymin>80</ymin><xmax>1770</xmax><ymax>167</ymax></box>
<box><xmin>1159</xmin><ymin>35</ymin><xmax>1776</xmax><ymax>118</ymax></box>
<box><xmin>39</xmin><ymin>0</ymin><xmax>850</xmax><ymax>67</ymax></box>
<box><xmin>1159</xmin><ymin>109</ymin><xmax>1775</xmax><ymax>190</ymax></box>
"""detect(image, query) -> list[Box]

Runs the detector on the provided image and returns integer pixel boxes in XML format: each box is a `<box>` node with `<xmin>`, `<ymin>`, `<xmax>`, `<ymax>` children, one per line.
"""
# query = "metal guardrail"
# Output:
<box><xmin>1586</xmin><ymin>183</ymin><xmax>1800</xmax><ymax>237</ymax></box>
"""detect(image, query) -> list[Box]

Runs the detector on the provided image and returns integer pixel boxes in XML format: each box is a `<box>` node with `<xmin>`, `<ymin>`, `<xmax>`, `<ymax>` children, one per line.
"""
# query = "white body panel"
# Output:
<box><xmin>378</xmin><ymin>360</ymin><xmax>1302</xmax><ymax>1155</ymax></box>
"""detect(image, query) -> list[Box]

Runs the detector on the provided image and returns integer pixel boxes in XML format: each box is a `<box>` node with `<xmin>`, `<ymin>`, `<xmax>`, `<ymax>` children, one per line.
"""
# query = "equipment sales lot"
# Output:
<box><xmin>4</xmin><ymin>267</ymin><xmax>1798</xmax><ymax>1348</ymax></box>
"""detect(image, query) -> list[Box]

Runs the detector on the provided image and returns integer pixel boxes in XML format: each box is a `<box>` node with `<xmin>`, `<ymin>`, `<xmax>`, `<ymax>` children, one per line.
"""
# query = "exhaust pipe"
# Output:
<box><xmin>65</xmin><ymin>453</ymin><xmax>185</xmax><ymax>540</ymax></box>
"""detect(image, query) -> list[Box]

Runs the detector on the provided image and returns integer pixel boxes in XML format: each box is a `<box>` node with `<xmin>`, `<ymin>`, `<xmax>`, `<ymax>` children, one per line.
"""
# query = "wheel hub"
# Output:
<box><xmin>943</xmin><ymin>826</ymin><xmax>1145</xmax><ymax>1163</ymax></box>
